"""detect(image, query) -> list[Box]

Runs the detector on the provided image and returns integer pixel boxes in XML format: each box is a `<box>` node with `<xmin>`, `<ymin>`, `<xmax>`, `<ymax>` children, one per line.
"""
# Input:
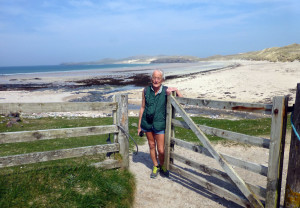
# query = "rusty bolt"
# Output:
<box><xmin>274</xmin><ymin>109</ymin><xmax>279</xmax><ymax>114</ymax></box>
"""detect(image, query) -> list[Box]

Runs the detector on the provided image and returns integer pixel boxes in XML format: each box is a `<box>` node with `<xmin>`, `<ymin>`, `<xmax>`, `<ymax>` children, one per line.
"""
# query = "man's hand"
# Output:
<box><xmin>166</xmin><ymin>87</ymin><xmax>178</xmax><ymax>95</ymax></box>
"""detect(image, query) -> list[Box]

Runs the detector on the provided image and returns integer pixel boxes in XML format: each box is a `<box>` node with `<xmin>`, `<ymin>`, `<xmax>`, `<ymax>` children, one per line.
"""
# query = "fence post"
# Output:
<box><xmin>115</xmin><ymin>94</ymin><xmax>129</xmax><ymax>169</ymax></box>
<box><xmin>171</xmin><ymin>91</ymin><xmax>176</xmax><ymax>155</ymax></box>
<box><xmin>284</xmin><ymin>83</ymin><xmax>300</xmax><ymax>208</ymax></box>
<box><xmin>164</xmin><ymin>94</ymin><xmax>172</xmax><ymax>170</ymax></box>
<box><xmin>164</xmin><ymin>92</ymin><xmax>176</xmax><ymax>170</ymax></box>
<box><xmin>266</xmin><ymin>96</ymin><xmax>288</xmax><ymax>208</ymax></box>
<box><xmin>112</xmin><ymin>95</ymin><xmax>118</xmax><ymax>143</ymax></box>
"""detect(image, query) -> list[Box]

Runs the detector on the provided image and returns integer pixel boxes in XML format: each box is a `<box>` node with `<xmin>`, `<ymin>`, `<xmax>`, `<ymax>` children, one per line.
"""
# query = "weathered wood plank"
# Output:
<box><xmin>115</xmin><ymin>94</ymin><xmax>129</xmax><ymax>169</ymax></box>
<box><xmin>171</xmin><ymin>152</ymin><xmax>267</xmax><ymax>198</ymax></box>
<box><xmin>90</xmin><ymin>159</ymin><xmax>121</xmax><ymax>169</ymax></box>
<box><xmin>0</xmin><ymin>143</ymin><xmax>120</xmax><ymax>168</ymax></box>
<box><xmin>0</xmin><ymin>102</ymin><xmax>117</xmax><ymax>114</ymax></box>
<box><xmin>170</xmin><ymin>96</ymin><xmax>264</xmax><ymax>207</ymax></box>
<box><xmin>113</xmin><ymin>95</ymin><xmax>118</xmax><ymax>143</ymax></box>
<box><xmin>0</xmin><ymin>125</ymin><xmax>119</xmax><ymax>144</ymax></box>
<box><xmin>170</xmin><ymin>164</ymin><xmax>251</xmax><ymax>207</ymax></box>
<box><xmin>172</xmin><ymin>119</ymin><xmax>270</xmax><ymax>148</ymax></box>
<box><xmin>164</xmin><ymin>95</ymin><xmax>173</xmax><ymax>170</ymax></box>
<box><xmin>172</xmin><ymin>138</ymin><xmax>268</xmax><ymax>177</ymax></box>
<box><xmin>177</xmin><ymin>97</ymin><xmax>273</xmax><ymax>114</ymax></box>
<box><xmin>266</xmin><ymin>96</ymin><xmax>288</xmax><ymax>208</ymax></box>
<box><xmin>171</xmin><ymin>91</ymin><xmax>176</xmax><ymax>153</ymax></box>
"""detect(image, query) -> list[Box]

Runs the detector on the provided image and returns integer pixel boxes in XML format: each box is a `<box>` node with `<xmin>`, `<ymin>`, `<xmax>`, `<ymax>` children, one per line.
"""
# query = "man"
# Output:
<box><xmin>138</xmin><ymin>69</ymin><xmax>182</xmax><ymax>178</ymax></box>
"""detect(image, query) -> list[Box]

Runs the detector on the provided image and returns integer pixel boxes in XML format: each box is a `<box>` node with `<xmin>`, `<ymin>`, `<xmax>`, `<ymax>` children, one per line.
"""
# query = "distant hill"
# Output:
<box><xmin>150</xmin><ymin>56</ymin><xmax>201</xmax><ymax>63</ymax></box>
<box><xmin>204</xmin><ymin>43</ymin><xmax>300</xmax><ymax>62</ymax></box>
<box><xmin>61</xmin><ymin>43</ymin><xmax>300</xmax><ymax>65</ymax></box>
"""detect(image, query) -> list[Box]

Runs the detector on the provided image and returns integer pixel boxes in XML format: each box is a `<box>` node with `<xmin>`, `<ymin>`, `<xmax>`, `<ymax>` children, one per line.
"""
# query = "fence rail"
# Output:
<box><xmin>0</xmin><ymin>143</ymin><xmax>119</xmax><ymax>168</ymax></box>
<box><xmin>170</xmin><ymin>152</ymin><xmax>267</xmax><ymax>198</ymax></box>
<box><xmin>0</xmin><ymin>125</ymin><xmax>119</xmax><ymax>144</ymax></box>
<box><xmin>172</xmin><ymin>119</ymin><xmax>270</xmax><ymax>148</ymax></box>
<box><xmin>0</xmin><ymin>94</ymin><xmax>129</xmax><ymax>170</ymax></box>
<box><xmin>164</xmin><ymin>95</ymin><xmax>288</xmax><ymax>208</ymax></box>
<box><xmin>177</xmin><ymin>97</ymin><xmax>273</xmax><ymax>115</ymax></box>
<box><xmin>171</xmin><ymin>137</ymin><xmax>268</xmax><ymax>176</ymax></box>
<box><xmin>0</xmin><ymin>102</ymin><xmax>117</xmax><ymax>114</ymax></box>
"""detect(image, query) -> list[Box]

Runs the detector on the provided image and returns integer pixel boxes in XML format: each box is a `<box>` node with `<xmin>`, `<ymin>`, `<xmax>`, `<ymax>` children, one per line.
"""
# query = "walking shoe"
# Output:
<box><xmin>150</xmin><ymin>166</ymin><xmax>159</xmax><ymax>178</ymax></box>
<box><xmin>160</xmin><ymin>165</ymin><xmax>170</xmax><ymax>178</ymax></box>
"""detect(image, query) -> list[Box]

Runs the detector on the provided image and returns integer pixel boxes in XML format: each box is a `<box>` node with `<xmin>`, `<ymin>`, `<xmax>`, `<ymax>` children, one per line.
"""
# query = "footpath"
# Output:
<box><xmin>129</xmin><ymin>143</ymin><xmax>242</xmax><ymax>208</ymax></box>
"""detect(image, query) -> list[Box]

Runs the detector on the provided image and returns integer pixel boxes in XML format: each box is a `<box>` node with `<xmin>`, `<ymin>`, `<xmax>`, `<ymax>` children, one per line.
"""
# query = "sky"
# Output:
<box><xmin>0</xmin><ymin>0</ymin><xmax>299</xmax><ymax>66</ymax></box>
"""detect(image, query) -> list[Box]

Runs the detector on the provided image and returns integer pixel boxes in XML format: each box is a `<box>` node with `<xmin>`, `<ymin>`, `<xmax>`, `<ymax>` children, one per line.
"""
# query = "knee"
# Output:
<box><xmin>148</xmin><ymin>142</ymin><xmax>156</xmax><ymax>150</ymax></box>
<box><xmin>157</xmin><ymin>147</ymin><xmax>164</xmax><ymax>155</ymax></box>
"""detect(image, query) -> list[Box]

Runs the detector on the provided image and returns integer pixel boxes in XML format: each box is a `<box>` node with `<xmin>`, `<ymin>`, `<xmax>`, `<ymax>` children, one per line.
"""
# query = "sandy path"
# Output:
<box><xmin>129</xmin><ymin>143</ymin><xmax>238</xmax><ymax>208</ymax></box>
<box><xmin>129</xmin><ymin>134</ymin><xmax>291</xmax><ymax>208</ymax></box>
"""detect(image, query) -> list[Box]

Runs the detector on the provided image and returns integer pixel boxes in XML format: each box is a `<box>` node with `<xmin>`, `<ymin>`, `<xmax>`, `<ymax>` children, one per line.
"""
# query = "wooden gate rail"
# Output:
<box><xmin>0</xmin><ymin>143</ymin><xmax>119</xmax><ymax>168</ymax></box>
<box><xmin>0</xmin><ymin>102</ymin><xmax>117</xmax><ymax>114</ymax></box>
<box><xmin>171</xmin><ymin>152</ymin><xmax>267</xmax><ymax>198</ymax></box>
<box><xmin>0</xmin><ymin>125</ymin><xmax>119</xmax><ymax>144</ymax></box>
<box><xmin>172</xmin><ymin>137</ymin><xmax>268</xmax><ymax>176</ymax></box>
<box><xmin>170</xmin><ymin>164</ymin><xmax>252</xmax><ymax>207</ymax></box>
<box><xmin>177</xmin><ymin>97</ymin><xmax>273</xmax><ymax>115</ymax></box>
<box><xmin>0</xmin><ymin>94</ymin><xmax>129</xmax><ymax>170</ymax></box>
<box><xmin>164</xmin><ymin>95</ymin><xmax>288</xmax><ymax>208</ymax></box>
<box><xmin>172</xmin><ymin>119</ymin><xmax>270</xmax><ymax>148</ymax></box>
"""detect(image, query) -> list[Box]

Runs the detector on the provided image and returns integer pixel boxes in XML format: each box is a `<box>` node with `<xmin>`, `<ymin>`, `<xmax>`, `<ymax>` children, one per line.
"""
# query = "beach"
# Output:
<box><xmin>1</xmin><ymin>60</ymin><xmax>299</xmax><ymax>109</ymax></box>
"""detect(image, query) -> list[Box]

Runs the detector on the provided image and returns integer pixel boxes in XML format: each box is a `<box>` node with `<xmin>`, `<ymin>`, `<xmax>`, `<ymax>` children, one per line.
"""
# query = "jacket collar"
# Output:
<box><xmin>151</xmin><ymin>85</ymin><xmax>163</xmax><ymax>94</ymax></box>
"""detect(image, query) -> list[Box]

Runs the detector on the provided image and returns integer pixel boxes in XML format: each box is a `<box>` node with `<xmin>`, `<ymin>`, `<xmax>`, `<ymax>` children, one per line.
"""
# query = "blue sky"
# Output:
<box><xmin>0</xmin><ymin>0</ymin><xmax>299</xmax><ymax>66</ymax></box>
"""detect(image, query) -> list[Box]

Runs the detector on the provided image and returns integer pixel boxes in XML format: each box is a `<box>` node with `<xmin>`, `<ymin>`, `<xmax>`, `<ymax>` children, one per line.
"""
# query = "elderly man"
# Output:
<box><xmin>138</xmin><ymin>69</ymin><xmax>182</xmax><ymax>178</ymax></box>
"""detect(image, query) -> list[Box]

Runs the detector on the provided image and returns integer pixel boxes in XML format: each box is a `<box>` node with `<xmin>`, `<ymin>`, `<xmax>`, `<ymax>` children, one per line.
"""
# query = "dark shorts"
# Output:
<box><xmin>142</xmin><ymin>127</ymin><xmax>165</xmax><ymax>135</ymax></box>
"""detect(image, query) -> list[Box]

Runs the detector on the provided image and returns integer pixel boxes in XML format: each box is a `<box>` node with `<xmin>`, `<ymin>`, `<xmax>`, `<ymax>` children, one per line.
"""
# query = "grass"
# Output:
<box><xmin>0</xmin><ymin>116</ymin><xmax>137</xmax><ymax>208</ymax></box>
<box><xmin>0</xmin><ymin>114</ymin><xmax>291</xmax><ymax>207</ymax></box>
<box><xmin>173</xmin><ymin>115</ymin><xmax>291</xmax><ymax>145</ymax></box>
<box><xmin>0</xmin><ymin>165</ymin><xmax>135</xmax><ymax>208</ymax></box>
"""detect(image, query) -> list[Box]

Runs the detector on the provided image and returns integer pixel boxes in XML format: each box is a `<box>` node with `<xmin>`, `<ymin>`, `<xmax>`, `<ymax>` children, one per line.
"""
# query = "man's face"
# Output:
<box><xmin>152</xmin><ymin>71</ymin><xmax>163</xmax><ymax>88</ymax></box>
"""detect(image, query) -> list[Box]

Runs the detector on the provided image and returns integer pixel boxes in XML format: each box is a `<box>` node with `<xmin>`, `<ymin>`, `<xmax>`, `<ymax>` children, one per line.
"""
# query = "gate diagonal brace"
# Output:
<box><xmin>169</xmin><ymin>96</ymin><xmax>264</xmax><ymax>208</ymax></box>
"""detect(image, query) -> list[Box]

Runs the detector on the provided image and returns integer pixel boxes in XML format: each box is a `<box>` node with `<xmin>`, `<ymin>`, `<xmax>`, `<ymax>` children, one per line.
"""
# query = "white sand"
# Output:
<box><xmin>121</xmin><ymin>60</ymin><xmax>300</xmax><ymax>109</ymax></box>
<box><xmin>167</xmin><ymin>60</ymin><xmax>299</xmax><ymax>104</ymax></box>
<box><xmin>1</xmin><ymin>60</ymin><xmax>299</xmax><ymax>106</ymax></box>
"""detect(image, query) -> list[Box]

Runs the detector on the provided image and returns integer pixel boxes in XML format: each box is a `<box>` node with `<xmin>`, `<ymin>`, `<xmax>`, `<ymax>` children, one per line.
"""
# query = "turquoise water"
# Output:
<box><xmin>0</xmin><ymin>64</ymin><xmax>149</xmax><ymax>75</ymax></box>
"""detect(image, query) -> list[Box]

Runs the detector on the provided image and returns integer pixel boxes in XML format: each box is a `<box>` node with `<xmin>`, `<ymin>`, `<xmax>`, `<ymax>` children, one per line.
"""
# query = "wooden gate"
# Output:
<box><xmin>164</xmin><ymin>95</ymin><xmax>288</xmax><ymax>208</ymax></box>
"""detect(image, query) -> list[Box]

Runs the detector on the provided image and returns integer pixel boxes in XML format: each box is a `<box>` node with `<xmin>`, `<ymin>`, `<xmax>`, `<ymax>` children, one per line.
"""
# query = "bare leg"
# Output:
<box><xmin>146</xmin><ymin>132</ymin><xmax>158</xmax><ymax>167</ymax></box>
<box><xmin>155</xmin><ymin>133</ymin><xmax>165</xmax><ymax>166</ymax></box>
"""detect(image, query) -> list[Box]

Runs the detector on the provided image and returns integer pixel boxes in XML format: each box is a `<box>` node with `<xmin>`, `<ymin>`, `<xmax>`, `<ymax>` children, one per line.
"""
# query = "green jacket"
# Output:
<box><xmin>141</xmin><ymin>85</ymin><xmax>167</xmax><ymax>131</ymax></box>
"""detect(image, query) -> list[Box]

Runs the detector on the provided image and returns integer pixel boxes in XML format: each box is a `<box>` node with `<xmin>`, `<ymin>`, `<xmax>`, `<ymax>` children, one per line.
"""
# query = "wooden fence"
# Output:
<box><xmin>164</xmin><ymin>95</ymin><xmax>288</xmax><ymax>208</ymax></box>
<box><xmin>0</xmin><ymin>94</ymin><xmax>129</xmax><ymax>170</ymax></box>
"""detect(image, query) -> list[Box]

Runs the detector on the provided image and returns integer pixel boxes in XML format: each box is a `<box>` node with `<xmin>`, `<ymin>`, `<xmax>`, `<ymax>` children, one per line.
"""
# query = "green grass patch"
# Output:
<box><xmin>0</xmin><ymin>116</ymin><xmax>136</xmax><ymax>208</ymax></box>
<box><xmin>174</xmin><ymin>115</ymin><xmax>291</xmax><ymax>145</ymax></box>
<box><xmin>0</xmin><ymin>116</ymin><xmax>113</xmax><ymax>132</ymax></box>
<box><xmin>0</xmin><ymin>165</ymin><xmax>135</xmax><ymax>208</ymax></box>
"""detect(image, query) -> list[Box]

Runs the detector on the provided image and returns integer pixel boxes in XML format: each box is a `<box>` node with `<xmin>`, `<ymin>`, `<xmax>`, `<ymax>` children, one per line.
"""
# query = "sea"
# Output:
<box><xmin>0</xmin><ymin>63</ymin><xmax>149</xmax><ymax>75</ymax></box>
